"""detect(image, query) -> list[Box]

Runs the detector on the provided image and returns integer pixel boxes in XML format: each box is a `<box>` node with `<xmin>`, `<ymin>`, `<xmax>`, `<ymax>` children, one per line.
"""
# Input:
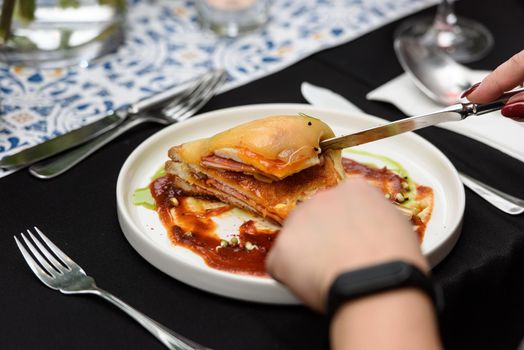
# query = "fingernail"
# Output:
<box><xmin>460</xmin><ymin>82</ymin><xmax>481</xmax><ymax>98</ymax></box>
<box><xmin>502</xmin><ymin>102</ymin><xmax>524</xmax><ymax>119</ymax></box>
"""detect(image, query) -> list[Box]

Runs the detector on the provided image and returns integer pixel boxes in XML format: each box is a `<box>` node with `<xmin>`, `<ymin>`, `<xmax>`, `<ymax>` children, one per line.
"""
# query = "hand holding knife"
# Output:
<box><xmin>303</xmin><ymin>81</ymin><xmax>524</xmax><ymax>215</ymax></box>
<box><xmin>318</xmin><ymin>86</ymin><xmax>524</xmax><ymax>151</ymax></box>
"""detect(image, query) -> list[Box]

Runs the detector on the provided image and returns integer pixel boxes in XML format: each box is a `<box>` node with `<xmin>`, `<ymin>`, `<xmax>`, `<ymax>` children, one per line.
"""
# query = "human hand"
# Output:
<box><xmin>463</xmin><ymin>49</ymin><xmax>524</xmax><ymax>121</ymax></box>
<box><xmin>265</xmin><ymin>179</ymin><xmax>428</xmax><ymax>312</ymax></box>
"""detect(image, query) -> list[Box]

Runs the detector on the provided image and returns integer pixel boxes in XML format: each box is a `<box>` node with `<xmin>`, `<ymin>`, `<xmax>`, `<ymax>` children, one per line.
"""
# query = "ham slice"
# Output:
<box><xmin>201</xmin><ymin>155</ymin><xmax>258</xmax><ymax>173</ymax></box>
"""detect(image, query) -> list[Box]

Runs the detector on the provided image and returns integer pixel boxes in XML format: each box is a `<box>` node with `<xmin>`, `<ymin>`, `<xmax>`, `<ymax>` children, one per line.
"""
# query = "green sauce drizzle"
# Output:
<box><xmin>343</xmin><ymin>149</ymin><xmax>409</xmax><ymax>178</ymax></box>
<box><xmin>343</xmin><ymin>149</ymin><xmax>415</xmax><ymax>205</ymax></box>
<box><xmin>132</xmin><ymin>165</ymin><xmax>166</xmax><ymax>210</ymax></box>
<box><xmin>132</xmin><ymin>187</ymin><xmax>155</xmax><ymax>210</ymax></box>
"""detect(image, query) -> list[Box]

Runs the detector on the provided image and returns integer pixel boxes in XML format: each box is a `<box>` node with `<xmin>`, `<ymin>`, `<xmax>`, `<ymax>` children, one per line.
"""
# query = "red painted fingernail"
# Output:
<box><xmin>502</xmin><ymin>102</ymin><xmax>524</xmax><ymax>119</ymax></box>
<box><xmin>460</xmin><ymin>82</ymin><xmax>481</xmax><ymax>98</ymax></box>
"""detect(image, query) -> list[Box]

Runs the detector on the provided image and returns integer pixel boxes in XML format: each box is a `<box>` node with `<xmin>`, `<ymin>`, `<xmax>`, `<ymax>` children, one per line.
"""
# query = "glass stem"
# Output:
<box><xmin>434</xmin><ymin>0</ymin><xmax>457</xmax><ymax>29</ymax></box>
<box><xmin>0</xmin><ymin>0</ymin><xmax>16</xmax><ymax>44</ymax></box>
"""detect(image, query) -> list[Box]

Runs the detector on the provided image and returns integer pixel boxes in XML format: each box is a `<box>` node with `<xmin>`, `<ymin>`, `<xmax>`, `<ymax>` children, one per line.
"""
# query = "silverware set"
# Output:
<box><xmin>0</xmin><ymin>69</ymin><xmax>226</xmax><ymax>179</ymax></box>
<box><xmin>10</xmin><ymin>72</ymin><xmax>225</xmax><ymax>348</ymax></box>
<box><xmin>9</xmin><ymin>70</ymin><xmax>226</xmax><ymax>347</ymax></box>
<box><xmin>15</xmin><ymin>227</ymin><xmax>211</xmax><ymax>350</ymax></box>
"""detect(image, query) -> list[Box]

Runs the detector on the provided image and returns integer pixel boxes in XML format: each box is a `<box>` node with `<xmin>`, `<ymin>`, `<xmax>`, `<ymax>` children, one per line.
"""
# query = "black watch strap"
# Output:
<box><xmin>326</xmin><ymin>260</ymin><xmax>441</xmax><ymax>319</ymax></box>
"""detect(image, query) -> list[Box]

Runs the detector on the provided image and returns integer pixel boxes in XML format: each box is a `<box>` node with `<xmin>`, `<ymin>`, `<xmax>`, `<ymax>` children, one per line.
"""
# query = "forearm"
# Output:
<box><xmin>330</xmin><ymin>288</ymin><xmax>442</xmax><ymax>350</ymax></box>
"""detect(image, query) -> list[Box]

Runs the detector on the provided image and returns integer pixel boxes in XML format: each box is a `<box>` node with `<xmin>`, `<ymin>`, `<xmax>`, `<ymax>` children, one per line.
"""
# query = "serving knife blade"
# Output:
<box><xmin>319</xmin><ymin>87</ymin><xmax>524</xmax><ymax>151</ymax></box>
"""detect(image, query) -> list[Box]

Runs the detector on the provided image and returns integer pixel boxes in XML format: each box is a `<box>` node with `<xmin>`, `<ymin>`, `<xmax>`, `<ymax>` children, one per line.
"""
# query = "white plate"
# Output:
<box><xmin>116</xmin><ymin>104</ymin><xmax>465</xmax><ymax>304</ymax></box>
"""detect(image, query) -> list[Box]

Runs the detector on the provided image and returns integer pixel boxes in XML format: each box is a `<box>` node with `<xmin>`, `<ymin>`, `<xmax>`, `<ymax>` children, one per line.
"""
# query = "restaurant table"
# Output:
<box><xmin>2</xmin><ymin>0</ymin><xmax>524</xmax><ymax>349</ymax></box>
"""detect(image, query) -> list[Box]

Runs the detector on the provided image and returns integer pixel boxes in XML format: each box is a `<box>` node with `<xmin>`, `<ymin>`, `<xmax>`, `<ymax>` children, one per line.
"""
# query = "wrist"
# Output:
<box><xmin>330</xmin><ymin>288</ymin><xmax>442</xmax><ymax>350</ymax></box>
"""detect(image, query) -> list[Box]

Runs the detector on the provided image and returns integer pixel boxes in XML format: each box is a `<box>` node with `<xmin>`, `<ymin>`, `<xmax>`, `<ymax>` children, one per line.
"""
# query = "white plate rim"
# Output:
<box><xmin>116</xmin><ymin>103</ymin><xmax>465</xmax><ymax>304</ymax></box>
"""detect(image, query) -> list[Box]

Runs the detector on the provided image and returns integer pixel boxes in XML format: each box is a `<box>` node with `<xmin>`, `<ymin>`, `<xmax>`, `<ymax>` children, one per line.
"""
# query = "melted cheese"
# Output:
<box><xmin>173</xmin><ymin>115</ymin><xmax>336</xmax><ymax>180</ymax></box>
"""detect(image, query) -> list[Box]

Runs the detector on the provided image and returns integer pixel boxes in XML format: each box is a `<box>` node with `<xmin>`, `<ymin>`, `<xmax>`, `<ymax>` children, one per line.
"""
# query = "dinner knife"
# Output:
<box><xmin>0</xmin><ymin>80</ymin><xmax>196</xmax><ymax>170</ymax></box>
<box><xmin>0</xmin><ymin>111</ymin><xmax>127</xmax><ymax>170</ymax></box>
<box><xmin>319</xmin><ymin>87</ymin><xmax>524</xmax><ymax>150</ymax></box>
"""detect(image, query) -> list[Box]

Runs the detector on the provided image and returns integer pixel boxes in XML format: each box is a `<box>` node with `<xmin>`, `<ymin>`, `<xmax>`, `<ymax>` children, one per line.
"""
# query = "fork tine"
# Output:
<box><xmin>164</xmin><ymin>75</ymin><xmax>208</xmax><ymax>106</ymax></box>
<box><xmin>174</xmin><ymin>86</ymin><xmax>220</xmax><ymax>122</ymax></box>
<box><xmin>196</xmin><ymin>69</ymin><xmax>226</xmax><ymax>101</ymax></box>
<box><xmin>20</xmin><ymin>232</ymin><xmax>60</xmax><ymax>278</ymax></box>
<box><xmin>171</xmin><ymin>70</ymin><xmax>226</xmax><ymax>122</ymax></box>
<box><xmin>15</xmin><ymin>236</ymin><xmax>55</xmax><ymax>284</ymax></box>
<box><xmin>193</xmin><ymin>70</ymin><xmax>225</xmax><ymax>103</ymax></box>
<box><xmin>165</xmin><ymin>69</ymin><xmax>224</xmax><ymax>116</ymax></box>
<box><xmin>161</xmin><ymin>71</ymin><xmax>216</xmax><ymax>112</ymax></box>
<box><xmin>187</xmin><ymin>69</ymin><xmax>225</xmax><ymax>101</ymax></box>
<box><xmin>27</xmin><ymin>230</ymin><xmax>68</xmax><ymax>273</ymax></box>
<box><xmin>166</xmin><ymin>70</ymin><xmax>226</xmax><ymax>120</ymax></box>
<box><xmin>34</xmin><ymin>226</ymin><xmax>77</xmax><ymax>270</ymax></box>
<box><xmin>165</xmin><ymin>74</ymin><xmax>215</xmax><ymax>116</ymax></box>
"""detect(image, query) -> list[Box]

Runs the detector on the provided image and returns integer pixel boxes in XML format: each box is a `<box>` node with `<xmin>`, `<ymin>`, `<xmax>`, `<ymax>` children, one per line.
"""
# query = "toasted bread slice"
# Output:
<box><xmin>165</xmin><ymin>149</ymin><xmax>344</xmax><ymax>224</ymax></box>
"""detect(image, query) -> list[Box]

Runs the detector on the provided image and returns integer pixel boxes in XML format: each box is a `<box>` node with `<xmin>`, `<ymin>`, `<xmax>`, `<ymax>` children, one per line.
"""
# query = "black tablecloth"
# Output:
<box><xmin>2</xmin><ymin>1</ymin><xmax>524</xmax><ymax>349</ymax></box>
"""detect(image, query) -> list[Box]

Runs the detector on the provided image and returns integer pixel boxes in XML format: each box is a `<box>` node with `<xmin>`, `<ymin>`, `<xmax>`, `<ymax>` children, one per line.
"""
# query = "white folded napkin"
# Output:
<box><xmin>367</xmin><ymin>71</ymin><xmax>524</xmax><ymax>163</ymax></box>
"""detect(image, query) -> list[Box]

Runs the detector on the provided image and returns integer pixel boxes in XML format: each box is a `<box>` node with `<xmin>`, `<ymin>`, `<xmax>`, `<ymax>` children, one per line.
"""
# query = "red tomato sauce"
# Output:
<box><xmin>150</xmin><ymin>158</ymin><xmax>432</xmax><ymax>275</ymax></box>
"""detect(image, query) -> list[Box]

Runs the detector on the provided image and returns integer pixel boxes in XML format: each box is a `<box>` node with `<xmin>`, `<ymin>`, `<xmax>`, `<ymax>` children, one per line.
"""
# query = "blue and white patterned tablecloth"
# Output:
<box><xmin>0</xmin><ymin>0</ymin><xmax>438</xmax><ymax>177</ymax></box>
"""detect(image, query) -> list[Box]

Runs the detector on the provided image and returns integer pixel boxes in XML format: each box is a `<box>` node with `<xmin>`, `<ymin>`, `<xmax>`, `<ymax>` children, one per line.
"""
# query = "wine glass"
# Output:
<box><xmin>0</xmin><ymin>0</ymin><xmax>125</xmax><ymax>68</ymax></box>
<box><xmin>395</xmin><ymin>0</ymin><xmax>494</xmax><ymax>63</ymax></box>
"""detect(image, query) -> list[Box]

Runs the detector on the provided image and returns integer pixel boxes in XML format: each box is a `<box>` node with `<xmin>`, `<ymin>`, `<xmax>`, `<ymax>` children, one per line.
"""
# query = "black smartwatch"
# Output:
<box><xmin>326</xmin><ymin>260</ymin><xmax>441</xmax><ymax>319</ymax></box>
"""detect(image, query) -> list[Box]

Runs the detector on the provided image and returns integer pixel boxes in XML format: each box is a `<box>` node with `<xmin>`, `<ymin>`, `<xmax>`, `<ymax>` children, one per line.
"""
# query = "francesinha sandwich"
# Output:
<box><xmin>165</xmin><ymin>114</ymin><xmax>345</xmax><ymax>224</ymax></box>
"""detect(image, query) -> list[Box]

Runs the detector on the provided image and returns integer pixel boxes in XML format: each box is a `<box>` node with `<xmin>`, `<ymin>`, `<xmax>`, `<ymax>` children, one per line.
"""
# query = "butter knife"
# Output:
<box><xmin>0</xmin><ymin>80</ymin><xmax>197</xmax><ymax>170</ymax></box>
<box><xmin>319</xmin><ymin>87</ymin><xmax>524</xmax><ymax>150</ymax></box>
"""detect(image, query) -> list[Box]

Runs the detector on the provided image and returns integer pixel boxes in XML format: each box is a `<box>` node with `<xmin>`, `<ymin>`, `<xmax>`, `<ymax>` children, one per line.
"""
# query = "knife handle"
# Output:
<box><xmin>467</xmin><ymin>86</ymin><xmax>524</xmax><ymax>116</ymax></box>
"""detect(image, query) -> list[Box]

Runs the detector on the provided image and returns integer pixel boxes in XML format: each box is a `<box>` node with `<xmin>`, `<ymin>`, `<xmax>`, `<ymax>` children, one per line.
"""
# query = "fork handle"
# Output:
<box><xmin>89</xmin><ymin>287</ymin><xmax>210</xmax><ymax>350</ymax></box>
<box><xmin>28</xmin><ymin>116</ymin><xmax>165</xmax><ymax>179</ymax></box>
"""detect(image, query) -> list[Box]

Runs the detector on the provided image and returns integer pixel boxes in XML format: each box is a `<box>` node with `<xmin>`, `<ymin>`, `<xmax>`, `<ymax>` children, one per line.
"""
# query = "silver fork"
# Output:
<box><xmin>14</xmin><ymin>227</ymin><xmax>211</xmax><ymax>350</ymax></box>
<box><xmin>29</xmin><ymin>69</ymin><xmax>227</xmax><ymax>179</ymax></box>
